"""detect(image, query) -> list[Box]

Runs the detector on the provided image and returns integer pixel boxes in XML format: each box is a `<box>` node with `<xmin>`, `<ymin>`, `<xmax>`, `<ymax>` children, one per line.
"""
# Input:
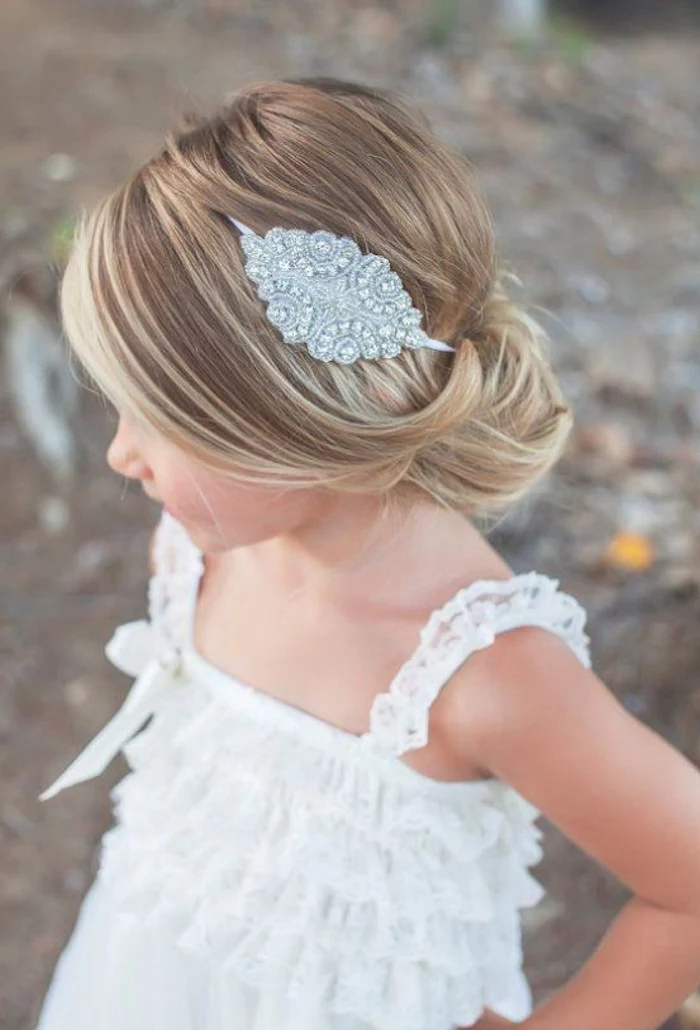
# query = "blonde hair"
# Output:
<box><xmin>61</xmin><ymin>76</ymin><xmax>572</xmax><ymax>518</ymax></box>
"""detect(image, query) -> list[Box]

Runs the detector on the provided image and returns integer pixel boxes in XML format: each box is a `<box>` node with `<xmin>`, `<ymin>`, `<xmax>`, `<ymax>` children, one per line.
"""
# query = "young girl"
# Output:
<box><xmin>35</xmin><ymin>77</ymin><xmax>700</xmax><ymax>1030</ymax></box>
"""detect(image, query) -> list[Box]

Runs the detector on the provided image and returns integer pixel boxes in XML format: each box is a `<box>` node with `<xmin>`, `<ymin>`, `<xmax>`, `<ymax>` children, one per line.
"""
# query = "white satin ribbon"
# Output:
<box><xmin>37</xmin><ymin>621</ymin><xmax>180</xmax><ymax>802</ymax></box>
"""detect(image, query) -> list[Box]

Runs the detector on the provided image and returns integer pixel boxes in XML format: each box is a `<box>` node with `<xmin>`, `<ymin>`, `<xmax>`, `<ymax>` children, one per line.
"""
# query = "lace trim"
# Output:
<box><xmin>148</xmin><ymin>512</ymin><xmax>203</xmax><ymax>653</ymax></box>
<box><xmin>365</xmin><ymin>572</ymin><xmax>591</xmax><ymax>757</ymax></box>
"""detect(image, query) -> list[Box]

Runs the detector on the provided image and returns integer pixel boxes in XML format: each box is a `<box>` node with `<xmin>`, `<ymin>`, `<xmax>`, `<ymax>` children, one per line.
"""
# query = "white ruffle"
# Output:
<box><xmin>96</xmin><ymin>677</ymin><xmax>546</xmax><ymax>1030</ymax></box>
<box><xmin>366</xmin><ymin>572</ymin><xmax>591</xmax><ymax>756</ymax></box>
<box><xmin>147</xmin><ymin>513</ymin><xmax>204</xmax><ymax>650</ymax></box>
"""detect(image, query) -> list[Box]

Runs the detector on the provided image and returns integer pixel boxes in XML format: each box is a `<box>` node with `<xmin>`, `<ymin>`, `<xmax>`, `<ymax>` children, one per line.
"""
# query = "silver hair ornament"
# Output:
<box><xmin>227</xmin><ymin>216</ymin><xmax>456</xmax><ymax>365</ymax></box>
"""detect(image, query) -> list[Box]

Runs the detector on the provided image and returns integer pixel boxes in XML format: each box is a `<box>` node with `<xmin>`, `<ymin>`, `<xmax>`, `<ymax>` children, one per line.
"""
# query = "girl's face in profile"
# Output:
<box><xmin>106</xmin><ymin>410</ymin><xmax>317</xmax><ymax>553</ymax></box>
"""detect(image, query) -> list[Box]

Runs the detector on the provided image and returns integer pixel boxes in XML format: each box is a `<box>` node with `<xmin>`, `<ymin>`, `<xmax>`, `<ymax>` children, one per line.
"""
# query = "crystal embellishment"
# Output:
<box><xmin>228</xmin><ymin>218</ymin><xmax>454</xmax><ymax>364</ymax></box>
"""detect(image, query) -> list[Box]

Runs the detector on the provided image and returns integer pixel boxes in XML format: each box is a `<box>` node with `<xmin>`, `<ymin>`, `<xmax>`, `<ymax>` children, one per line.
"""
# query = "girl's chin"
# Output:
<box><xmin>168</xmin><ymin>515</ymin><xmax>222</xmax><ymax>547</ymax></box>
<box><xmin>162</xmin><ymin>503</ymin><xmax>194</xmax><ymax>523</ymax></box>
<box><xmin>160</xmin><ymin>509</ymin><xmax>251</xmax><ymax>552</ymax></box>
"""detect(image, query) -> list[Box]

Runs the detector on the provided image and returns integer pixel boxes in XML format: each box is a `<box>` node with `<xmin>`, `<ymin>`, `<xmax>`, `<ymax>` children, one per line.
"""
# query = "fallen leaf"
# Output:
<box><xmin>604</xmin><ymin>531</ymin><xmax>656</xmax><ymax>573</ymax></box>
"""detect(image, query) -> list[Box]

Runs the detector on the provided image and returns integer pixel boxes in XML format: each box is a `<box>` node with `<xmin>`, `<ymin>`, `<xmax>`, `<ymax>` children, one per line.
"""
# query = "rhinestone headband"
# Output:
<box><xmin>227</xmin><ymin>216</ymin><xmax>456</xmax><ymax>365</ymax></box>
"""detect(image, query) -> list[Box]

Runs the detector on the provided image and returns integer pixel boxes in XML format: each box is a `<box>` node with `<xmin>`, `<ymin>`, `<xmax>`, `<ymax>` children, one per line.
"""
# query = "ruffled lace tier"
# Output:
<box><xmin>97</xmin><ymin>674</ymin><xmax>546</xmax><ymax>1030</ymax></box>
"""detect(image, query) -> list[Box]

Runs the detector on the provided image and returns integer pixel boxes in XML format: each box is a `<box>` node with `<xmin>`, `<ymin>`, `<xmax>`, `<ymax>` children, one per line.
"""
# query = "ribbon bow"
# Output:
<box><xmin>37</xmin><ymin>620</ymin><xmax>181</xmax><ymax>802</ymax></box>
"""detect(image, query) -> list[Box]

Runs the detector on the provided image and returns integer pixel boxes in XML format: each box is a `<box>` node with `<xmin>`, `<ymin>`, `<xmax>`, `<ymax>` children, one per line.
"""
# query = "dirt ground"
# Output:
<box><xmin>1</xmin><ymin>2</ymin><xmax>700</xmax><ymax>1028</ymax></box>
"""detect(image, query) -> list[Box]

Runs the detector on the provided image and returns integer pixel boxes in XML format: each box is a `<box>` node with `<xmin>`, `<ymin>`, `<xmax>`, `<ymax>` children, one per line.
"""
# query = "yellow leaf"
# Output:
<box><xmin>604</xmin><ymin>531</ymin><xmax>655</xmax><ymax>573</ymax></box>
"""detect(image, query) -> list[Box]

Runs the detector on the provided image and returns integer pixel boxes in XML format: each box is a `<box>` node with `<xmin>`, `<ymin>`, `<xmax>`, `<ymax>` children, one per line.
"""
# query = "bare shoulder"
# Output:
<box><xmin>435</xmin><ymin>623</ymin><xmax>594</xmax><ymax>745</ymax></box>
<box><xmin>434</xmin><ymin>625</ymin><xmax>700</xmax><ymax>913</ymax></box>
<box><xmin>431</xmin><ymin>624</ymin><xmax>595</xmax><ymax>777</ymax></box>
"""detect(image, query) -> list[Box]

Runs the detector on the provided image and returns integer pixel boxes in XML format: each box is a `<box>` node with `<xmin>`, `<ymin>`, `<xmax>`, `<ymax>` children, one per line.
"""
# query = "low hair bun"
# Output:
<box><xmin>401</xmin><ymin>274</ymin><xmax>572</xmax><ymax>516</ymax></box>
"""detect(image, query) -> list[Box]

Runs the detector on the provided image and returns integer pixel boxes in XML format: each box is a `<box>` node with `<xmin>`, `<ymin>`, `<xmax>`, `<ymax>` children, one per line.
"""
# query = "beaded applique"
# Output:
<box><xmin>229</xmin><ymin>218</ymin><xmax>455</xmax><ymax>364</ymax></box>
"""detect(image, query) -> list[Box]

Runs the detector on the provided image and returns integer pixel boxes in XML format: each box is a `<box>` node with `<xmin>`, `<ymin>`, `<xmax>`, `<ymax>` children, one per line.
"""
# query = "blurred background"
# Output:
<box><xmin>1</xmin><ymin>1</ymin><xmax>700</xmax><ymax>1028</ymax></box>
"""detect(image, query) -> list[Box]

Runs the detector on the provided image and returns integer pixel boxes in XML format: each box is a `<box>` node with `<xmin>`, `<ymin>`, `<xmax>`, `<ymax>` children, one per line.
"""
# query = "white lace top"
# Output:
<box><xmin>39</xmin><ymin>512</ymin><xmax>591</xmax><ymax>1030</ymax></box>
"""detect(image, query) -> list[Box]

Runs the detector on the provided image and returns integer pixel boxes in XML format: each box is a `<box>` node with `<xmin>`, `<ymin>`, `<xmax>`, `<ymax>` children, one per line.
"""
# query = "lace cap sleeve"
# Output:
<box><xmin>364</xmin><ymin>572</ymin><xmax>591</xmax><ymax>757</ymax></box>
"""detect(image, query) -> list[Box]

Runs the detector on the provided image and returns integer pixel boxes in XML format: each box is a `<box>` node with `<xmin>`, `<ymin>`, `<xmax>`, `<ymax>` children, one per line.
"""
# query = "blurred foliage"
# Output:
<box><xmin>49</xmin><ymin>216</ymin><xmax>76</xmax><ymax>267</ymax></box>
<box><xmin>423</xmin><ymin>0</ymin><xmax>463</xmax><ymax>48</ymax></box>
<box><xmin>680</xmin><ymin>179</ymin><xmax>700</xmax><ymax>208</ymax></box>
<box><xmin>547</xmin><ymin>12</ymin><xmax>593</xmax><ymax>63</ymax></box>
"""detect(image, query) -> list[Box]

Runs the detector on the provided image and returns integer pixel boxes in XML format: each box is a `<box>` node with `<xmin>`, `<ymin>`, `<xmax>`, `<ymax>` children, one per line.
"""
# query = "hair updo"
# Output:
<box><xmin>61</xmin><ymin>76</ymin><xmax>572</xmax><ymax>518</ymax></box>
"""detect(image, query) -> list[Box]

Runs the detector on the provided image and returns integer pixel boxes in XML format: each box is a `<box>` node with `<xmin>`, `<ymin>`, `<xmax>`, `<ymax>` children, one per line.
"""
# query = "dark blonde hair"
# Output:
<box><xmin>61</xmin><ymin>76</ymin><xmax>572</xmax><ymax>516</ymax></box>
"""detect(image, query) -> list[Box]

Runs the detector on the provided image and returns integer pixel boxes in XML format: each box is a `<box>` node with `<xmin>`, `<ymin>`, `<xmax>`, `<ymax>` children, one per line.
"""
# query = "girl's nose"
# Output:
<box><xmin>107</xmin><ymin>419</ymin><xmax>150</xmax><ymax>481</ymax></box>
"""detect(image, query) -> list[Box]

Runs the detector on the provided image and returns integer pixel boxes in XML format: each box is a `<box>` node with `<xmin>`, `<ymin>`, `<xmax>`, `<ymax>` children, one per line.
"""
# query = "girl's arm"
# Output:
<box><xmin>439</xmin><ymin>627</ymin><xmax>700</xmax><ymax>1030</ymax></box>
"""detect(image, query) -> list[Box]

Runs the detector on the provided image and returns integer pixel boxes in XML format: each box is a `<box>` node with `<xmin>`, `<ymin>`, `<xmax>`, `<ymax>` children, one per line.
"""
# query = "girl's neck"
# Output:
<box><xmin>233</xmin><ymin>493</ymin><xmax>498</xmax><ymax>609</ymax></box>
